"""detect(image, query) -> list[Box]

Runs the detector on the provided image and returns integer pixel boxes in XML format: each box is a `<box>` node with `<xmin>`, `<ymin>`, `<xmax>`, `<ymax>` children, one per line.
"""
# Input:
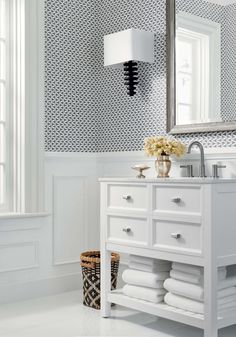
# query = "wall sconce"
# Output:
<box><xmin>104</xmin><ymin>28</ymin><xmax>154</xmax><ymax>96</ymax></box>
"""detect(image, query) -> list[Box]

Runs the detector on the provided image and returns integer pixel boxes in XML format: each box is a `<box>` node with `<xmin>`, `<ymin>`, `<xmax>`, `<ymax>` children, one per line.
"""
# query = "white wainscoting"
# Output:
<box><xmin>47</xmin><ymin>148</ymin><xmax>236</xmax><ymax>275</ymax></box>
<box><xmin>52</xmin><ymin>175</ymin><xmax>88</xmax><ymax>266</ymax></box>
<box><xmin>0</xmin><ymin>241</ymin><xmax>39</xmax><ymax>273</ymax></box>
<box><xmin>0</xmin><ymin>148</ymin><xmax>236</xmax><ymax>304</ymax></box>
<box><xmin>97</xmin><ymin>148</ymin><xmax>236</xmax><ymax>179</ymax></box>
<box><xmin>0</xmin><ymin>154</ymin><xmax>99</xmax><ymax>303</ymax></box>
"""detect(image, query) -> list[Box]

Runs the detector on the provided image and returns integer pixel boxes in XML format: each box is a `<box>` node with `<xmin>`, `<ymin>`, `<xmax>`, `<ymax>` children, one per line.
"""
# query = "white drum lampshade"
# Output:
<box><xmin>104</xmin><ymin>28</ymin><xmax>154</xmax><ymax>96</ymax></box>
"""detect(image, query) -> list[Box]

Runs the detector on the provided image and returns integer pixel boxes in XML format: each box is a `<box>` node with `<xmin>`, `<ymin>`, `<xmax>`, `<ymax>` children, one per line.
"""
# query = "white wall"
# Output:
<box><xmin>0</xmin><ymin>148</ymin><xmax>236</xmax><ymax>303</ymax></box>
<box><xmin>0</xmin><ymin>153</ymin><xmax>99</xmax><ymax>304</ymax></box>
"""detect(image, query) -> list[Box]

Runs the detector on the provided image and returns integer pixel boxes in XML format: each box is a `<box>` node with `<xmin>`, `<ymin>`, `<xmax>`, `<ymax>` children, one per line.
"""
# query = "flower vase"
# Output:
<box><xmin>155</xmin><ymin>155</ymin><xmax>171</xmax><ymax>178</ymax></box>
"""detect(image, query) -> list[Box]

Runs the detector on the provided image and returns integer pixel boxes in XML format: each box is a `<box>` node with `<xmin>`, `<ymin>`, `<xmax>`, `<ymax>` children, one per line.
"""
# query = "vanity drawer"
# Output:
<box><xmin>153</xmin><ymin>186</ymin><xmax>201</xmax><ymax>214</ymax></box>
<box><xmin>153</xmin><ymin>219</ymin><xmax>202</xmax><ymax>255</ymax></box>
<box><xmin>107</xmin><ymin>184</ymin><xmax>148</xmax><ymax>212</ymax></box>
<box><xmin>107</xmin><ymin>215</ymin><xmax>148</xmax><ymax>246</ymax></box>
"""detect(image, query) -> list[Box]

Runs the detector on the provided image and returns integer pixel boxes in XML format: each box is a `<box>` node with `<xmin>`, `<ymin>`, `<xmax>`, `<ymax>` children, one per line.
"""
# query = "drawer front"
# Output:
<box><xmin>153</xmin><ymin>186</ymin><xmax>201</xmax><ymax>214</ymax></box>
<box><xmin>153</xmin><ymin>220</ymin><xmax>202</xmax><ymax>255</ymax></box>
<box><xmin>107</xmin><ymin>215</ymin><xmax>148</xmax><ymax>246</ymax></box>
<box><xmin>107</xmin><ymin>184</ymin><xmax>148</xmax><ymax>211</ymax></box>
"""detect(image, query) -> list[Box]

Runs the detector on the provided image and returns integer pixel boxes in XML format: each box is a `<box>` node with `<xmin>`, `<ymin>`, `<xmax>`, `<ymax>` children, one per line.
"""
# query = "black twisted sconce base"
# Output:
<box><xmin>124</xmin><ymin>61</ymin><xmax>138</xmax><ymax>96</ymax></box>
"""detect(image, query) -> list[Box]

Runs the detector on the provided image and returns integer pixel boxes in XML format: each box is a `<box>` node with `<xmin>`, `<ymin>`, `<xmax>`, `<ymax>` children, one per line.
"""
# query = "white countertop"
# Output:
<box><xmin>99</xmin><ymin>177</ymin><xmax>236</xmax><ymax>184</ymax></box>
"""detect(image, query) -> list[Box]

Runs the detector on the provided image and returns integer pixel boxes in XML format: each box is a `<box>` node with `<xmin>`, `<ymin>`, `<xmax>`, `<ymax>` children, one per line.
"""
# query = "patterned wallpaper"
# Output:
<box><xmin>45</xmin><ymin>0</ymin><xmax>98</xmax><ymax>152</ymax></box>
<box><xmin>45</xmin><ymin>0</ymin><xmax>236</xmax><ymax>152</ymax></box>
<box><xmin>223</xmin><ymin>3</ymin><xmax>236</xmax><ymax>121</ymax></box>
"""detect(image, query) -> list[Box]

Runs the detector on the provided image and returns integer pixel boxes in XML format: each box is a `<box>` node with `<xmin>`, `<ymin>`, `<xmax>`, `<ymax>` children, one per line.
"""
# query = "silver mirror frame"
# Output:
<box><xmin>166</xmin><ymin>0</ymin><xmax>236</xmax><ymax>134</ymax></box>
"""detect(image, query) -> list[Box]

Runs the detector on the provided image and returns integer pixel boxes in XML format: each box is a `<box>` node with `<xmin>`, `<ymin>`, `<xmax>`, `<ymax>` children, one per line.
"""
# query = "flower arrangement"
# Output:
<box><xmin>144</xmin><ymin>136</ymin><xmax>186</xmax><ymax>158</ymax></box>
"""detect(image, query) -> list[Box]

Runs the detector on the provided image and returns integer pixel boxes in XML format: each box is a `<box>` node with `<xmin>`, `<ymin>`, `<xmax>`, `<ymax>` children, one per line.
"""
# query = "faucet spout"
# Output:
<box><xmin>187</xmin><ymin>141</ymin><xmax>206</xmax><ymax>178</ymax></box>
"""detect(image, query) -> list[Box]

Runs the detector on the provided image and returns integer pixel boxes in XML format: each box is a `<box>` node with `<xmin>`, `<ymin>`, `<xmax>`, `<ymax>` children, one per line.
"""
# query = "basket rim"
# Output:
<box><xmin>80</xmin><ymin>250</ymin><xmax>120</xmax><ymax>264</ymax></box>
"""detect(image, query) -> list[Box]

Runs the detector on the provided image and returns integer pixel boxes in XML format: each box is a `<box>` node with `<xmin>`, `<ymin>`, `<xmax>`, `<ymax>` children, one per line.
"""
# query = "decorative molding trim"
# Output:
<box><xmin>0</xmin><ymin>212</ymin><xmax>49</xmax><ymax>220</ymax></box>
<box><xmin>0</xmin><ymin>223</ymin><xmax>41</xmax><ymax>232</ymax></box>
<box><xmin>0</xmin><ymin>213</ymin><xmax>49</xmax><ymax>232</ymax></box>
<box><xmin>45</xmin><ymin>147</ymin><xmax>236</xmax><ymax>159</ymax></box>
<box><xmin>0</xmin><ymin>241</ymin><xmax>39</xmax><ymax>273</ymax></box>
<box><xmin>45</xmin><ymin>148</ymin><xmax>236</xmax><ymax>169</ymax></box>
<box><xmin>52</xmin><ymin>175</ymin><xmax>89</xmax><ymax>266</ymax></box>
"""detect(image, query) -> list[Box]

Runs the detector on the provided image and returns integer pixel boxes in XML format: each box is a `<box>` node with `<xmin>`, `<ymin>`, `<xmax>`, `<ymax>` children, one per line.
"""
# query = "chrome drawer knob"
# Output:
<box><xmin>171</xmin><ymin>197</ymin><xmax>181</xmax><ymax>204</ymax></box>
<box><xmin>122</xmin><ymin>227</ymin><xmax>131</xmax><ymax>233</ymax></box>
<box><xmin>171</xmin><ymin>233</ymin><xmax>181</xmax><ymax>239</ymax></box>
<box><xmin>122</xmin><ymin>195</ymin><xmax>131</xmax><ymax>201</ymax></box>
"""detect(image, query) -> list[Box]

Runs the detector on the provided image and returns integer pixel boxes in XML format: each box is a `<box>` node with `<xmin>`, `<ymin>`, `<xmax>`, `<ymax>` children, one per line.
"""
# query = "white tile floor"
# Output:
<box><xmin>0</xmin><ymin>291</ymin><xmax>236</xmax><ymax>337</ymax></box>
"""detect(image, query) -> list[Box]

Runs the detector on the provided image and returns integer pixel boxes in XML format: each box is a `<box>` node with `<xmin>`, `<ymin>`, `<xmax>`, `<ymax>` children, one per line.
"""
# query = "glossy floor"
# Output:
<box><xmin>0</xmin><ymin>291</ymin><xmax>236</xmax><ymax>337</ymax></box>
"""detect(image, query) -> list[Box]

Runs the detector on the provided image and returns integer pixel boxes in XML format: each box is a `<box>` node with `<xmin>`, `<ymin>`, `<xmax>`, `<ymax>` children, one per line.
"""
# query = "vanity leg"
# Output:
<box><xmin>101</xmin><ymin>249</ymin><xmax>111</xmax><ymax>318</ymax></box>
<box><xmin>204</xmin><ymin>264</ymin><xmax>218</xmax><ymax>337</ymax></box>
<box><xmin>203</xmin><ymin>185</ymin><xmax>218</xmax><ymax>337</ymax></box>
<box><xmin>204</xmin><ymin>323</ymin><xmax>218</xmax><ymax>337</ymax></box>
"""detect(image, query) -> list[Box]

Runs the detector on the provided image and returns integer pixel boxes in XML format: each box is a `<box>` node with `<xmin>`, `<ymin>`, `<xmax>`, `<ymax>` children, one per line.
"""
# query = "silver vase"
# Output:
<box><xmin>155</xmin><ymin>155</ymin><xmax>171</xmax><ymax>178</ymax></box>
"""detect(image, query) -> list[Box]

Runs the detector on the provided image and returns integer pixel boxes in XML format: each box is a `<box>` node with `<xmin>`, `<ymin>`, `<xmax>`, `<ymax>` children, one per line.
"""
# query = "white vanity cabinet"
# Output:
<box><xmin>100</xmin><ymin>178</ymin><xmax>236</xmax><ymax>337</ymax></box>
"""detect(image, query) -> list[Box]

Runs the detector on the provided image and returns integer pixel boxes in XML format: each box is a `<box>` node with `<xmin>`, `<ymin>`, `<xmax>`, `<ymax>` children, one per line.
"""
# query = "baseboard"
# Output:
<box><xmin>0</xmin><ymin>272</ymin><xmax>82</xmax><ymax>304</ymax></box>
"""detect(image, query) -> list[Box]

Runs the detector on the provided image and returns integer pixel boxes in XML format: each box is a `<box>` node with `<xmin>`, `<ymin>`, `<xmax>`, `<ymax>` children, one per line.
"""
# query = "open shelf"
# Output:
<box><xmin>108</xmin><ymin>289</ymin><xmax>204</xmax><ymax>328</ymax></box>
<box><xmin>108</xmin><ymin>290</ymin><xmax>236</xmax><ymax>330</ymax></box>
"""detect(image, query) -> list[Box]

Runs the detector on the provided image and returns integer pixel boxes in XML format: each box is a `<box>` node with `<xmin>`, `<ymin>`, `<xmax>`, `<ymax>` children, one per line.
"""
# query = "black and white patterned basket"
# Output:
<box><xmin>80</xmin><ymin>251</ymin><xmax>120</xmax><ymax>310</ymax></box>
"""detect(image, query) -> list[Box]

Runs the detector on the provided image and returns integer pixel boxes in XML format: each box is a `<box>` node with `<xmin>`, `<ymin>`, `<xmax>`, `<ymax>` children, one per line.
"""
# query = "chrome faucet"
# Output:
<box><xmin>187</xmin><ymin>141</ymin><xmax>206</xmax><ymax>178</ymax></box>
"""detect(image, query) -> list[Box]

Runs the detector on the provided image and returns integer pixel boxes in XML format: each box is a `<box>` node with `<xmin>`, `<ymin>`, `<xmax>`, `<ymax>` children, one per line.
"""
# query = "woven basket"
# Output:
<box><xmin>80</xmin><ymin>250</ymin><xmax>120</xmax><ymax>310</ymax></box>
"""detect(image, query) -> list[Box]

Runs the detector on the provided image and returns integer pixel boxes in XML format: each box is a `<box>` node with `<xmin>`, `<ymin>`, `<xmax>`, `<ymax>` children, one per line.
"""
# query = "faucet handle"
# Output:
<box><xmin>212</xmin><ymin>164</ymin><xmax>226</xmax><ymax>178</ymax></box>
<box><xmin>180</xmin><ymin>165</ymin><xmax>194</xmax><ymax>178</ymax></box>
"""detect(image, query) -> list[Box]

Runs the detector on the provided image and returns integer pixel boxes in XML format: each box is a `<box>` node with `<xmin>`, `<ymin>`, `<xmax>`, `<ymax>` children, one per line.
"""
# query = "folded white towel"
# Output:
<box><xmin>165</xmin><ymin>293</ymin><xmax>236</xmax><ymax>315</ymax></box>
<box><xmin>172</xmin><ymin>262</ymin><xmax>227</xmax><ymax>279</ymax></box>
<box><xmin>170</xmin><ymin>268</ymin><xmax>226</xmax><ymax>285</ymax></box>
<box><xmin>170</xmin><ymin>270</ymin><xmax>203</xmax><ymax>285</ymax></box>
<box><xmin>123</xmin><ymin>284</ymin><xmax>166</xmax><ymax>303</ymax></box>
<box><xmin>164</xmin><ymin>293</ymin><xmax>204</xmax><ymax>314</ymax></box>
<box><xmin>218</xmin><ymin>287</ymin><xmax>236</xmax><ymax>299</ymax></box>
<box><xmin>220</xmin><ymin>301</ymin><xmax>236</xmax><ymax>311</ymax></box>
<box><xmin>130</xmin><ymin>255</ymin><xmax>169</xmax><ymax>266</ymax></box>
<box><xmin>219</xmin><ymin>294</ymin><xmax>236</xmax><ymax>306</ymax></box>
<box><xmin>219</xmin><ymin>276</ymin><xmax>236</xmax><ymax>290</ymax></box>
<box><xmin>122</xmin><ymin>269</ymin><xmax>169</xmax><ymax>288</ymax></box>
<box><xmin>164</xmin><ymin>278</ymin><xmax>236</xmax><ymax>301</ymax></box>
<box><xmin>129</xmin><ymin>261</ymin><xmax>171</xmax><ymax>273</ymax></box>
<box><xmin>172</xmin><ymin>262</ymin><xmax>204</xmax><ymax>276</ymax></box>
<box><xmin>164</xmin><ymin>278</ymin><xmax>204</xmax><ymax>301</ymax></box>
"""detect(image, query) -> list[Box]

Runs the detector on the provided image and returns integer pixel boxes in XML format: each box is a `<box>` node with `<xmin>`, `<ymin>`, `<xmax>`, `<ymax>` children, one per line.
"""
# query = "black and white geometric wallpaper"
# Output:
<box><xmin>223</xmin><ymin>3</ymin><xmax>236</xmax><ymax>122</ymax></box>
<box><xmin>45</xmin><ymin>0</ymin><xmax>98</xmax><ymax>152</ymax></box>
<box><xmin>45</xmin><ymin>0</ymin><xmax>236</xmax><ymax>152</ymax></box>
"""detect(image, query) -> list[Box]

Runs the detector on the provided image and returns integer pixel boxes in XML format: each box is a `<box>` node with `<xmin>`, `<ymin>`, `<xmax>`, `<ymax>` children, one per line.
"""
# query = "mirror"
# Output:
<box><xmin>167</xmin><ymin>0</ymin><xmax>236</xmax><ymax>134</ymax></box>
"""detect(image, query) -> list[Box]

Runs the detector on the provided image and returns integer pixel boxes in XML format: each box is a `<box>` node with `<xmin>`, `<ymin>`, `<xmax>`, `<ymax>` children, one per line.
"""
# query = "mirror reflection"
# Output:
<box><xmin>174</xmin><ymin>0</ymin><xmax>236</xmax><ymax>129</ymax></box>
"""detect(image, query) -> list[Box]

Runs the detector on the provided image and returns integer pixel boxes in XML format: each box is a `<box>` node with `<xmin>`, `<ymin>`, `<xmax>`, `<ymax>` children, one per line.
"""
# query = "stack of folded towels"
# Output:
<box><xmin>164</xmin><ymin>262</ymin><xmax>236</xmax><ymax>314</ymax></box>
<box><xmin>122</xmin><ymin>255</ymin><xmax>171</xmax><ymax>303</ymax></box>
